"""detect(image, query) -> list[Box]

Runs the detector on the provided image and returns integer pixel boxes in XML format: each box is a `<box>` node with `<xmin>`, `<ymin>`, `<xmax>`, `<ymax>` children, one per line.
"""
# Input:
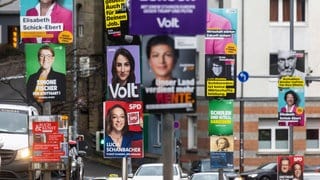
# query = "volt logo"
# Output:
<box><xmin>156</xmin><ymin>17</ymin><xmax>180</xmax><ymax>28</ymax></box>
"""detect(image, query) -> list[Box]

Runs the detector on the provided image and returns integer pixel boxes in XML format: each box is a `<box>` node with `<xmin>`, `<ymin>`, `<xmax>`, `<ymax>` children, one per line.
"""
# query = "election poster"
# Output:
<box><xmin>104</xmin><ymin>0</ymin><xmax>129</xmax><ymax>40</ymax></box>
<box><xmin>25</xmin><ymin>44</ymin><xmax>66</xmax><ymax>103</ymax></box>
<box><xmin>208</xmin><ymin>100</ymin><xmax>234</xmax><ymax>136</ymax></box>
<box><xmin>141</xmin><ymin>35</ymin><xmax>197</xmax><ymax>113</ymax></box>
<box><xmin>206</xmin><ymin>8</ymin><xmax>237</xmax><ymax>55</ymax></box>
<box><xmin>277</xmin><ymin>155</ymin><xmax>304</xmax><ymax>180</ymax></box>
<box><xmin>205</xmin><ymin>8</ymin><xmax>237</xmax><ymax>99</ymax></box>
<box><xmin>205</xmin><ymin>54</ymin><xmax>236</xmax><ymax>99</ymax></box>
<box><xmin>270</xmin><ymin>50</ymin><xmax>305</xmax><ymax>76</ymax></box>
<box><xmin>210</xmin><ymin>151</ymin><xmax>234</xmax><ymax>169</ymax></box>
<box><xmin>278</xmin><ymin>77</ymin><xmax>305</xmax><ymax>126</ymax></box>
<box><xmin>20</xmin><ymin>0</ymin><xmax>73</xmax><ymax>43</ymax></box>
<box><xmin>129</xmin><ymin>1</ymin><xmax>206</xmax><ymax>35</ymax></box>
<box><xmin>29</xmin><ymin>115</ymin><xmax>68</xmax><ymax>164</ymax></box>
<box><xmin>106</xmin><ymin>45</ymin><xmax>141</xmax><ymax>101</ymax></box>
<box><xmin>103</xmin><ymin>100</ymin><xmax>143</xmax><ymax>158</ymax></box>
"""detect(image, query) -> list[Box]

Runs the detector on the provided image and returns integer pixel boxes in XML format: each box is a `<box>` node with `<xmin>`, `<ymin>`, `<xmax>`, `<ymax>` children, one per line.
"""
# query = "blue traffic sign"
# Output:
<box><xmin>238</xmin><ymin>71</ymin><xmax>249</xmax><ymax>82</ymax></box>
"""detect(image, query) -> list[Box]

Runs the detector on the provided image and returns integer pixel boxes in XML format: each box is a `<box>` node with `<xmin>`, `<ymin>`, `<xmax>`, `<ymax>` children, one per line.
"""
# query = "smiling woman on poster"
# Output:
<box><xmin>26</xmin><ymin>44</ymin><xmax>66</xmax><ymax>103</ymax></box>
<box><xmin>278</xmin><ymin>89</ymin><xmax>305</xmax><ymax>126</ymax></box>
<box><xmin>107</xmin><ymin>46</ymin><xmax>140</xmax><ymax>100</ymax></box>
<box><xmin>104</xmin><ymin>102</ymin><xmax>143</xmax><ymax>158</ymax></box>
<box><xmin>21</xmin><ymin>0</ymin><xmax>73</xmax><ymax>43</ymax></box>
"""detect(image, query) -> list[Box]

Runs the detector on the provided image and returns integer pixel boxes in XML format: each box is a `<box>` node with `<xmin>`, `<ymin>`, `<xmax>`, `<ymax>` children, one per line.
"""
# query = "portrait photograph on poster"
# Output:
<box><xmin>20</xmin><ymin>0</ymin><xmax>73</xmax><ymax>43</ymax></box>
<box><xmin>25</xmin><ymin>44</ymin><xmax>66</xmax><ymax>103</ymax></box>
<box><xmin>205</xmin><ymin>54</ymin><xmax>236</xmax><ymax>99</ymax></box>
<box><xmin>278</xmin><ymin>88</ymin><xmax>305</xmax><ymax>126</ymax></box>
<box><xmin>141</xmin><ymin>35</ymin><xmax>196</xmax><ymax>113</ymax></box>
<box><xmin>106</xmin><ymin>45</ymin><xmax>141</xmax><ymax>101</ymax></box>
<box><xmin>103</xmin><ymin>100</ymin><xmax>143</xmax><ymax>158</ymax></box>
<box><xmin>206</xmin><ymin>8</ymin><xmax>237</xmax><ymax>55</ymax></box>
<box><xmin>269</xmin><ymin>50</ymin><xmax>305</xmax><ymax>76</ymax></box>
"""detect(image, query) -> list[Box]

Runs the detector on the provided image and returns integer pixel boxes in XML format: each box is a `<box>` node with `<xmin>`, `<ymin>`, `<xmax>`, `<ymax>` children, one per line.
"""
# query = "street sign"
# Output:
<box><xmin>238</xmin><ymin>71</ymin><xmax>249</xmax><ymax>82</ymax></box>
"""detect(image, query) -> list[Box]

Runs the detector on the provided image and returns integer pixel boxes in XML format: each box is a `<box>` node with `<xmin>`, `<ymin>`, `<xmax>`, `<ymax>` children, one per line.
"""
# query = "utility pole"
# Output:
<box><xmin>163</xmin><ymin>113</ymin><xmax>174</xmax><ymax>180</ymax></box>
<box><xmin>72</xmin><ymin>0</ymin><xmax>79</xmax><ymax>140</ymax></box>
<box><xmin>42</xmin><ymin>102</ymin><xmax>52</xmax><ymax>180</ymax></box>
<box><xmin>289</xmin><ymin>0</ymin><xmax>294</xmax><ymax>155</ymax></box>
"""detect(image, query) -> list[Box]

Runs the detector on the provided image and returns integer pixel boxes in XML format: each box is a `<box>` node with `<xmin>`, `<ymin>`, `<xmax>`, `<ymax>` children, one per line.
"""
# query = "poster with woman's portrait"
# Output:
<box><xmin>141</xmin><ymin>35</ymin><xmax>197</xmax><ymax>113</ymax></box>
<box><xmin>25</xmin><ymin>43</ymin><xmax>66</xmax><ymax>103</ymax></box>
<box><xmin>206</xmin><ymin>8</ymin><xmax>238</xmax><ymax>55</ymax></box>
<box><xmin>278</xmin><ymin>87</ymin><xmax>305</xmax><ymax>126</ymax></box>
<box><xmin>106</xmin><ymin>45</ymin><xmax>141</xmax><ymax>101</ymax></box>
<box><xmin>20</xmin><ymin>0</ymin><xmax>73</xmax><ymax>44</ymax></box>
<box><xmin>205</xmin><ymin>54</ymin><xmax>236</xmax><ymax>99</ymax></box>
<box><xmin>103</xmin><ymin>100</ymin><xmax>143</xmax><ymax>158</ymax></box>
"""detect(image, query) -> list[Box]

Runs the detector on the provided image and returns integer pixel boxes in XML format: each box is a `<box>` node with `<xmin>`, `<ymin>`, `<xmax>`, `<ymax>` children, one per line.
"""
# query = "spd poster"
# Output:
<box><xmin>103</xmin><ymin>100</ymin><xmax>143</xmax><ymax>158</ymax></box>
<box><xmin>277</xmin><ymin>155</ymin><xmax>304</xmax><ymax>180</ymax></box>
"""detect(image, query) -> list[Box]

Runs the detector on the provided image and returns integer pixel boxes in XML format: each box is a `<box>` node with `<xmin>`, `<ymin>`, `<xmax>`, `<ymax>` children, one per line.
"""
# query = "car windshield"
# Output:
<box><xmin>136</xmin><ymin>165</ymin><xmax>178</xmax><ymax>176</ymax></box>
<box><xmin>201</xmin><ymin>159</ymin><xmax>234</xmax><ymax>172</ymax></box>
<box><xmin>192</xmin><ymin>173</ymin><xmax>219</xmax><ymax>180</ymax></box>
<box><xmin>202</xmin><ymin>160</ymin><xmax>212</xmax><ymax>171</ymax></box>
<box><xmin>258</xmin><ymin>163</ymin><xmax>276</xmax><ymax>170</ymax></box>
<box><xmin>0</xmin><ymin>109</ymin><xmax>28</xmax><ymax>134</ymax></box>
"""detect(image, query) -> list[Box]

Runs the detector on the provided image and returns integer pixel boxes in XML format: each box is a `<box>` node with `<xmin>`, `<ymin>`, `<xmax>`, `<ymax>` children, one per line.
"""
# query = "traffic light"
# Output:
<box><xmin>8</xmin><ymin>26</ymin><xmax>19</xmax><ymax>48</ymax></box>
<box><xmin>95</xmin><ymin>131</ymin><xmax>104</xmax><ymax>152</ymax></box>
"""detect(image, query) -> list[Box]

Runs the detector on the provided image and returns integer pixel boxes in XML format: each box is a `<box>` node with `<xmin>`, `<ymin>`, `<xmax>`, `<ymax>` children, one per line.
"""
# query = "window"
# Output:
<box><xmin>259</xmin><ymin>118</ymin><xmax>290</xmax><ymax>152</ymax></box>
<box><xmin>270</xmin><ymin>0</ymin><xmax>306</xmax><ymax>22</ymax></box>
<box><xmin>187</xmin><ymin>116</ymin><xmax>197</xmax><ymax>149</ymax></box>
<box><xmin>306</xmin><ymin>119</ymin><xmax>320</xmax><ymax>151</ymax></box>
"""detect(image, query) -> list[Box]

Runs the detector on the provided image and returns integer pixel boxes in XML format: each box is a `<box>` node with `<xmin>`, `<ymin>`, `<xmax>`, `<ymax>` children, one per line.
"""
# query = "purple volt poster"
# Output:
<box><xmin>129</xmin><ymin>0</ymin><xmax>206</xmax><ymax>35</ymax></box>
<box><xmin>106</xmin><ymin>45</ymin><xmax>141</xmax><ymax>101</ymax></box>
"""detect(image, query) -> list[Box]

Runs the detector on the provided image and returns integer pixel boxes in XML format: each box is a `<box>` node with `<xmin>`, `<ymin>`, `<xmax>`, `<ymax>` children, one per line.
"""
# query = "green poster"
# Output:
<box><xmin>208</xmin><ymin>100</ymin><xmax>234</xmax><ymax>135</ymax></box>
<box><xmin>25</xmin><ymin>43</ymin><xmax>66</xmax><ymax>103</ymax></box>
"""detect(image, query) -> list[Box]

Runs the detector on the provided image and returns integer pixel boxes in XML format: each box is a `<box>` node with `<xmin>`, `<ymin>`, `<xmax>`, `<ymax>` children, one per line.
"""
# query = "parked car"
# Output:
<box><xmin>128</xmin><ymin>163</ymin><xmax>188</xmax><ymax>180</ymax></box>
<box><xmin>240</xmin><ymin>162</ymin><xmax>277</xmax><ymax>180</ymax></box>
<box><xmin>190</xmin><ymin>158</ymin><xmax>239</xmax><ymax>179</ymax></box>
<box><xmin>304</xmin><ymin>172</ymin><xmax>320</xmax><ymax>180</ymax></box>
<box><xmin>304</xmin><ymin>165</ymin><xmax>320</xmax><ymax>172</ymax></box>
<box><xmin>189</xmin><ymin>172</ymin><xmax>228</xmax><ymax>180</ymax></box>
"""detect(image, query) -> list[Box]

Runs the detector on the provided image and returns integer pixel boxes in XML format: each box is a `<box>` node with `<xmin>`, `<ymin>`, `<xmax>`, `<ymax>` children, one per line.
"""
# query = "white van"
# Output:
<box><xmin>0</xmin><ymin>103</ymin><xmax>39</xmax><ymax>179</ymax></box>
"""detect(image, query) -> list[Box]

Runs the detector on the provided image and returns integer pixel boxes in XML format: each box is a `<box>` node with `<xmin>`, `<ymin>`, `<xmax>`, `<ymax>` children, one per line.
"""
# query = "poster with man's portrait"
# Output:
<box><xmin>25</xmin><ymin>43</ymin><xmax>66</xmax><ymax>103</ymax></box>
<box><xmin>210</xmin><ymin>135</ymin><xmax>234</xmax><ymax>152</ymax></box>
<box><xmin>209</xmin><ymin>134</ymin><xmax>235</xmax><ymax>169</ymax></box>
<box><xmin>277</xmin><ymin>155</ymin><xmax>304</xmax><ymax>180</ymax></box>
<box><xmin>269</xmin><ymin>50</ymin><xmax>305</xmax><ymax>76</ymax></box>
<box><xmin>106</xmin><ymin>45</ymin><xmax>141</xmax><ymax>101</ymax></box>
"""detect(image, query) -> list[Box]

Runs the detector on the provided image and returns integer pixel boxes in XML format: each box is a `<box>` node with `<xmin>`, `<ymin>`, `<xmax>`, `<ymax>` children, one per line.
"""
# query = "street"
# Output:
<box><xmin>84</xmin><ymin>157</ymin><xmax>121</xmax><ymax>179</ymax></box>
<box><xmin>49</xmin><ymin>157</ymin><xmax>122</xmax><ymax>180</ymax></box>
